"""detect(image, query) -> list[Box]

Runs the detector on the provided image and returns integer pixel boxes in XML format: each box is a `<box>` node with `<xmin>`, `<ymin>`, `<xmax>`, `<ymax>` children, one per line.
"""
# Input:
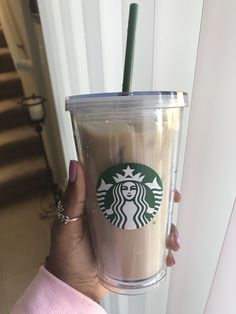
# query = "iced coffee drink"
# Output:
<box><xmin>66</xmin><ymin>92</ymin><xmax>187</xmax><ymax>294</ymax></box>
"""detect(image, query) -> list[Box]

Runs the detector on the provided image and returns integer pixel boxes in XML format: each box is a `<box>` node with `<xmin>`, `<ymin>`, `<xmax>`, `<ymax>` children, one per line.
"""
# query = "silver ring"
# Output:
<box><xmin>57</xmin><ymin>200</ymin><xmax>83</xmax><ymax>224</ymax></box>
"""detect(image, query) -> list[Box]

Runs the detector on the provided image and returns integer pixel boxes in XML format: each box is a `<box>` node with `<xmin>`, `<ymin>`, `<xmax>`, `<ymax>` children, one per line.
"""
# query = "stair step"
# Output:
<box><xmin>0</xmin><ymin>71</ymin><xmax>19</xmax><ymax>81</ymax></box>
<box><xmin>0</xmin><ymin>71</ymin><xmax>24</xmax><ymax>100</ymax></box>
<box><xmin>0</xmin><ymin>27</ymin><xmax>7</xmax><ymax>48</ymax></box>
<box><xmin>0</xmin><ymin>48</ymin><xmax>15</xmax><ymax>73</ymax></box>
<box><xmin>0</xmin><ymin>47</ymin><xmax>9</xmax><ymax>55</ymax></box>
<box><xmin>0</xmin><ymin>155</ymin><xmax>49</xmax><ymax>204</ymax></box>
<box><xmin>0</xmin><ymin>125</ymin><xmax>42</xmax><ymax>163</ymax></box>
<box><xmin>0</xmin><ymin>155</ymin><xmax>47</xmax><ymax>184</ymax></box>
<box><xmin>0</xmin><ymin>98</ymin><xmax>28</xmax><ymax>130</ymax></box>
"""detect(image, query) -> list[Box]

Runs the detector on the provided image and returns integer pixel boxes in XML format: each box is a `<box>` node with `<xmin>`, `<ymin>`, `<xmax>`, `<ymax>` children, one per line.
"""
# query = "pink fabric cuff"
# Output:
<box><xmin>11</xmin><ymin>266</ymin><xmax>107</xmax><ymax>314</ymax></box>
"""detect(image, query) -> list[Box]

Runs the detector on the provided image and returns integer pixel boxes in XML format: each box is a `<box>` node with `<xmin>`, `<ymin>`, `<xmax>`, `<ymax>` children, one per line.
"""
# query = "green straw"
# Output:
<box><xmin>122</xmin><ymin>3</ymin><xmax>139</xmax><ymax>94</ymax></box>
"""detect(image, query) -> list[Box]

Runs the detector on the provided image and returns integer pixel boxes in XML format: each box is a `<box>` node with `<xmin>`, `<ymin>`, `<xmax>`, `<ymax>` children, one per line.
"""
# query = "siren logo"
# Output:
<box><xmin>96</xmin><ymin>163</ymin><xmax>163</xmax><ymax>230</ymax></box>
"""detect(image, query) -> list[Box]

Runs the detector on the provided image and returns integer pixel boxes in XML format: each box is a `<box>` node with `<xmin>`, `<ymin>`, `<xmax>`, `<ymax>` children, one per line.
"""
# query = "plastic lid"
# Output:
<box><xmin>66</xmin><ymin>91</ymin><xmax>188</xmax><ymax>114</ymax></box>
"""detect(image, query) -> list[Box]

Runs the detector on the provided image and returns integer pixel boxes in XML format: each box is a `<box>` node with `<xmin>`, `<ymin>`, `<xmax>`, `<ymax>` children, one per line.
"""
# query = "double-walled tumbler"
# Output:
<box><xmin>66</xmin><ymin>91</ymin><xmax>187</xmax><ymax>294</ymax></box>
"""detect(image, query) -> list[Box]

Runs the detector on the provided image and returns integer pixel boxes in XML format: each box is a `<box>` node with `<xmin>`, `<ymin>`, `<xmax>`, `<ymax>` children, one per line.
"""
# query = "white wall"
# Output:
<box><xmin>19</xmin><ymin>0</ymin><xmax>67</xmax><ymax>188</ymax></box>
<box><xmin>204</xmin><ymin>199</ymin><xmax>236</xmax><ymax>314</ymax></box>
<box><xmin>167</xmin><ymin>0</ymin><xmax>236</xmax><ymax>313</ymax></box>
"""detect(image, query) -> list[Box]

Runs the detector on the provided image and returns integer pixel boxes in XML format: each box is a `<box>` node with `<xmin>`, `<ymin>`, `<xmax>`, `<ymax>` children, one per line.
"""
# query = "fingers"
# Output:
<box><xmin>166</xmin><ymin>223</ymin><xmax>180</xmax><ymax>267</ymax></box>
<box><xmin>168</xmin><ymin>190</ymin><xmax>181</xmax><ymax>251</ymax></box>
<box><xmin>166</xmin><ymin>250</ymin><xmax>175</xmax><ymax>267</ymax></box>
<box><xmin>174</xmin><ymin>190</ymin><xmax>181</xmax><ymax>203</ymax></box>
<box><xmin>51</xmin><ymin>160</ymin><xmax>86</xmax><ymax>242</ymax></box>
<box><xmin>62</xmin><ymin>160</ymin><xmax>86</xmax><ymax>218</ymax></box>
<box><xmin>166</xmin><ymin>224</ymin><xmax>180</xmax><ymax>251</ymax></box>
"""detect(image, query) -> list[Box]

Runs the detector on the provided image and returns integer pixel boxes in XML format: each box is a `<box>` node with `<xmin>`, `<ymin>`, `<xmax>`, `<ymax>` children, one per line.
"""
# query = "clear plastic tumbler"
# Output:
<box><xmin>66</xmin><ymin>91</ymin><xmax>187</xmax><ymax>294</ymax></box>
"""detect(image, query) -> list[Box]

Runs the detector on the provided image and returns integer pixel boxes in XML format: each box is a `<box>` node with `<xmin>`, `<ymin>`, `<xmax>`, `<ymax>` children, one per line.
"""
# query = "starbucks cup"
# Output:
<box><xmin>66</xmin><ymin>91</ymin><xmax>187</xmax><ymax>295</ymax></box>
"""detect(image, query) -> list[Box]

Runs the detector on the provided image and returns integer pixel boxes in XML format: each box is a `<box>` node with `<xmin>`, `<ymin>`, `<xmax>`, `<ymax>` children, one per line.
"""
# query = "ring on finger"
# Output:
<box><xmin>57</xmin><ymin>200</ymin><xmax>84</xmax><ymax>224</ymax></box>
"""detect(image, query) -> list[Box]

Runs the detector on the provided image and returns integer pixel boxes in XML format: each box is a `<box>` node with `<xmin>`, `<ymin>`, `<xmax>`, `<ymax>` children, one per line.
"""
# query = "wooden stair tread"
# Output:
<box><xmin>0</xmin><ymin>27</ymin><xmax>7</xmax><ymax>48</ymax></box>
<box><xmin>0</xmin><ymin>71</ymin><xmax>20</xmax><ymax>83</ymax></box>
<box><xmin>0</xmin><ymin>71</ymin><xmax>24</xmax><ymax>100</ymax></box>
<box><xmin>0</xmin><ymin>48</ymin><xmax>15</xmax><ymax>73</ymax></box>
<box><xmin>0</xmin><ymin>155</ymin><xmax>47</xmax><ymax>184</ymax></box>
<box><xmin>0</xmin><ymin>125</ymin><xmax>37</xmax><ymax>148</ymax></box>
<box><xmin>0</xmin><ymin>98</ymin><xmax>28</xmax><ymax>131</ymax></box>
<box><xmin>0</xmin><ymin>47</ymin><xmax>10</xmax><ymax>56</ymax></box>
<box><xmin>0</xmin><ymin>98</ymin><xmax>21</xmax><ymax>114</ymax></box>
<box><xmin>0</xmin><ymin>28</ymin><xmax>49</xmax><ymax>204</ymax></box>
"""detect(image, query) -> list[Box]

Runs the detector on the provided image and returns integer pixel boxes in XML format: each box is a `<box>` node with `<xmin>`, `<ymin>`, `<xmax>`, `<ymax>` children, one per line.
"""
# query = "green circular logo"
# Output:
<box><xmin>96</xmin><ymin>163</ymin><xmax>163</xmax><ymax>230</ymax></box>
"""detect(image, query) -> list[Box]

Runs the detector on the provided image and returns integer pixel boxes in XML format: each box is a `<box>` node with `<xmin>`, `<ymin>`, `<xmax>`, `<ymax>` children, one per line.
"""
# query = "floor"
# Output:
<box><xmin>0</xmin><ymin>192</ymin><xmax>54</xmax><ymax>313</ymax></box>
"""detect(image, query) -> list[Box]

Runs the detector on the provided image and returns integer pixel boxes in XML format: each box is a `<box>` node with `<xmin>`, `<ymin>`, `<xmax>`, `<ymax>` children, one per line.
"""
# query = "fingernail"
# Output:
<box><xmin>171</xmin><ymin>224</ymin><xmax>180</xmax><ymax>247</ymax></box>
<box><xmin>69</xmin><ymin>160</ymin><xmax>77</xmax><ymax>183</ymax></box>
<box><xmin>166</xmin><ymin>250</ymin><xmax>175</xmax><ymax>267</ymax></box>
<box><xmin>174</xmin><ymin>190</ymin><xmax>181</xmax><ymax>202</ymax></box>
<box><xmin>173</xmin><ymin>230</ymin><xmax>180</xmax><ymax>246</ymax></box>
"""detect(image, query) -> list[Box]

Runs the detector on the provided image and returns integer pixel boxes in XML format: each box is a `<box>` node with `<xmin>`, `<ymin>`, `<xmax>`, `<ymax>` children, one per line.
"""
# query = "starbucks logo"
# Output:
<box><xmin>96</xmin><ymin>163</ymin><xmax>163</xmax><ymax>230</ymax></box>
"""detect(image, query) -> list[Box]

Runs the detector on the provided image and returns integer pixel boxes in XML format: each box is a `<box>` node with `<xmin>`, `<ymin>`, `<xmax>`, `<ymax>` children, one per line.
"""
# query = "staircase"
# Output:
<box><xmin>0</xmin><ymin>26</ymin><xmax>49</xmax><ymax>205</ymax></box>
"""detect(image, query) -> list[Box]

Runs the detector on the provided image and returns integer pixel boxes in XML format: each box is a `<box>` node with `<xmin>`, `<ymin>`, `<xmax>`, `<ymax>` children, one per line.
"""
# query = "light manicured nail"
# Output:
<box><xmin>69</xmin><ymin>160</ymin><xmax>77</xmax><ymax>183</ymax></box>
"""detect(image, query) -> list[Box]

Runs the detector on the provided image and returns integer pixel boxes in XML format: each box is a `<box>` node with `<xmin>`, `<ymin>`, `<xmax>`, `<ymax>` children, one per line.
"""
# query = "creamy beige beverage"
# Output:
<box><xmin>67</xmin><ymin>92</ymin><xmax>187</xmax><ymax>294</ymax></box>
<box><xmin>78</xmin><ymin>111</ymin><xmax>179</xmax><ymax>279</ymax></box>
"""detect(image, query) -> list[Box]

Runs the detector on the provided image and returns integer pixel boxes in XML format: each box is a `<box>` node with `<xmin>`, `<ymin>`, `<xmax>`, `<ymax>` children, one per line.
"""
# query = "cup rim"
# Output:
<box><xmin>66</xmin><ymin>91</ymin><xmax>188</xmax><ymax>112</ymax></box>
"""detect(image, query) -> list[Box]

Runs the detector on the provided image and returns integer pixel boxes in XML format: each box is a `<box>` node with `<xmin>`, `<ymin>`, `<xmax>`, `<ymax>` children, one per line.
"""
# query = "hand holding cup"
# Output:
<box><xmin>46</xmin><ymin>161</ymin><xmax>181</xmax><ymax>301</ymax></box>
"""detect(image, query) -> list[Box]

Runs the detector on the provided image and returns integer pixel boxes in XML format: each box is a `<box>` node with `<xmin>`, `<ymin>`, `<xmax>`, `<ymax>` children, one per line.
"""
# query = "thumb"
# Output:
<box><xmin>62</xmin><ymin>160</ymin><xmax>86</xmax><ymax>217</ymax></box>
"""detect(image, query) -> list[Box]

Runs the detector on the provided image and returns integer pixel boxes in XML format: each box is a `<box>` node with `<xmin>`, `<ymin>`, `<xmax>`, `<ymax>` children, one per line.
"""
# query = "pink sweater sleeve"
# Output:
<box><xmin>11</xmin><ymin>266</ymin><xmax>107</xmax><ymax>314</ymax></box>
